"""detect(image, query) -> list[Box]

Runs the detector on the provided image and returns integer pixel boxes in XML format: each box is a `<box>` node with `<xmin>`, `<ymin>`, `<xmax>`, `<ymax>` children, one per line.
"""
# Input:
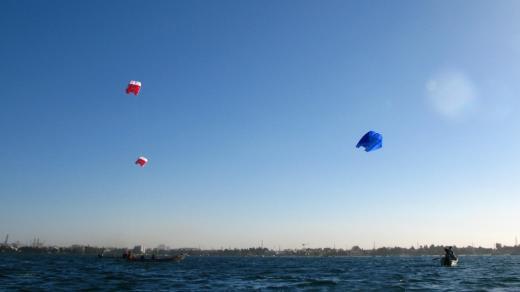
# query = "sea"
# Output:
<box><xmin>1</xmin><ymin>255</ymin><xmax>520</xmax><ymax>291</ymax></box>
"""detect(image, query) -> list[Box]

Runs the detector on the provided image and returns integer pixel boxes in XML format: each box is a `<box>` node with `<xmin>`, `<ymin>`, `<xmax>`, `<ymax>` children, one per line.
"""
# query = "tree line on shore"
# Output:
<box><xmin>2</xmin><ymin>243</ymin><xmax>520</xmax><ymax>256</ymax></box>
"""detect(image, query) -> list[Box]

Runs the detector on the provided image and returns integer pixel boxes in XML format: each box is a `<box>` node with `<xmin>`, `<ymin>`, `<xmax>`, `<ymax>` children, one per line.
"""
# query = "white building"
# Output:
<box><xmin>133</xmin><ymin>245</ymin><xmax>145</xmax><ymax>254</ymax></box>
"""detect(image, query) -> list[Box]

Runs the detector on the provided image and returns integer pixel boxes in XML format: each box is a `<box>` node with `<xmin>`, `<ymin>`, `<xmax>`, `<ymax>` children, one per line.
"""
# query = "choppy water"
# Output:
<box><xmin>1</xmin><ymin>255</ymin><xmax>520</xmax><ymax>290</ymax></box>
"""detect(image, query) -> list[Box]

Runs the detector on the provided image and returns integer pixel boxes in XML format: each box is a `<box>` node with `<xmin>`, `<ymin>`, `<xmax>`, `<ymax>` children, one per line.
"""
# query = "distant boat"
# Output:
<box><xmin>98</xmin><ymin>253</ymin><xmax>186</xmax><ymax>263</ymax></box>
<box><xmin>126</xmin><ymin>255</ymin><xmax>185</xmax><ymax>262</ymax></box>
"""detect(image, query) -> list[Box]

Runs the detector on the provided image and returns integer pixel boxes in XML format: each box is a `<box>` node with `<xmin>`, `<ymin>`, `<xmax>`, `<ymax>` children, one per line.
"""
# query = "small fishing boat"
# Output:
<box><xmin>127</xmin><ymin>254</ymin><xmax>186</xmax><ymax>263</ymax></box>
<box><xmin>440</xmin><ymin>256</ymin><xmax>458</xmax><ymax>267</ymax></box>
<box><xmin>98</xmin><ymin>253</ymin><xmax>186</xmax><ymax>263</ymax></box>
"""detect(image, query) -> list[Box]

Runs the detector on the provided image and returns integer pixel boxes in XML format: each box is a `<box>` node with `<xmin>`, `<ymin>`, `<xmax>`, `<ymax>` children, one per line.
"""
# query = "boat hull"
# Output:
<box><xmin>441</xmin><ymin>257</ymin><xmax>458</xmax><ymax>267</ymax></box>
<box><xmin>127</xmin><ymin>255</ymin><xmax>185</xmax><ymax>262</ymax></box>
<box><xmin>98</xmin><ymin>254</ymin><xmax>186</xmax><ymax>263</ymax></box>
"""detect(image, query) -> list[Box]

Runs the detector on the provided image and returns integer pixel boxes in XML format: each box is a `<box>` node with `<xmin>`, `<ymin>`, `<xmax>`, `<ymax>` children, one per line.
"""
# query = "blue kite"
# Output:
<box><xmin>356</xmin><ymin>131</ymin><xmax>383</xmax><ymax>152</ymax></box>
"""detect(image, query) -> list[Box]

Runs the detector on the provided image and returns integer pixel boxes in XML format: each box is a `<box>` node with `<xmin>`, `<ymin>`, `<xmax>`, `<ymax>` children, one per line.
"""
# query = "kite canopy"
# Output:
<box><xmin>126</xmin><ymin>80</ymin><xmax>141</xmax><ymax>95</ymax></box>
<box><xmin>135</xmin><ymin>156</ymin><xmax>148</xmax><ymax>167</ymax></box>
<box><xmin>356</xmin><ymin>131</ymin><xmax>383</xmax><ymax>152</ymax></box>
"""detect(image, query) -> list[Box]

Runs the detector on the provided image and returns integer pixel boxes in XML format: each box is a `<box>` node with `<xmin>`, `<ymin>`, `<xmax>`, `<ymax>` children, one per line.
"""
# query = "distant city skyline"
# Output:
<box><xmin>2</xmin><ymin>0</ymin><xmax>520</xmax><ymax>249</ymax></box>
<box><xmin>2</xmin><ymin>233</ymin><xmax>520</xmax><ymax>250</ymax></box>
<box><xmin>0</xmin><ymin>235</ymin><xmax>520</xmax><ymax>253</ymax></box>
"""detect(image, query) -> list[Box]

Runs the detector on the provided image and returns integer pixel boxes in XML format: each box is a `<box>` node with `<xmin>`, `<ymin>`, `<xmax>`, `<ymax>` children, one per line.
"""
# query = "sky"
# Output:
<box><xmin>1</xmin><ymin>0</ymin><xmax>520</xmax><ymax>249</ymax></box>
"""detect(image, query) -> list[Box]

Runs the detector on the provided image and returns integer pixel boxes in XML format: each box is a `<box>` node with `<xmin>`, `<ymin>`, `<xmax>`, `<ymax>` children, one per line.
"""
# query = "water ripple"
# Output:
<box><xmin>1</xmin><ymin>255</ymin><xmax>520</xmax><ymax>290</ymax></box>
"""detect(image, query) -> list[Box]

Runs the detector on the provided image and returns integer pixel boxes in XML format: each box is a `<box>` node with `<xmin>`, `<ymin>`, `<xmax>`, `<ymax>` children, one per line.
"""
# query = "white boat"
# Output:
<box><xmin>441</xmin><ymin>257</ymin><xmax>458</xmax><ymax>267</ymax></box>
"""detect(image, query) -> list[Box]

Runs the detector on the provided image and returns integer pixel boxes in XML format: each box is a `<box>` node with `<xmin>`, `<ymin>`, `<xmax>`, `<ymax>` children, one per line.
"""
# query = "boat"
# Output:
<box><xmin>440</xmin><ymin>256</ymin><xmax>458</xmax><ymax>267</ymax></box>
<box><xmin>126</xmin><ymin>254</ymin><xmax>186</xmax><ymax>262</ymax></box>
<box><xmin>98</xmin><ymin>253</ymin><xmax>186</xmax><ymax>263</ymax></box>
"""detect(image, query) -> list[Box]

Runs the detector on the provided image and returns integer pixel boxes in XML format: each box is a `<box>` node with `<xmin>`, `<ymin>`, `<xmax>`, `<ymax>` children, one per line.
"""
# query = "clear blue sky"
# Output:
<box><xmin>1</xmin><ymin>0</ymin><xmax>520</xmax><ymax>249</ymax></box>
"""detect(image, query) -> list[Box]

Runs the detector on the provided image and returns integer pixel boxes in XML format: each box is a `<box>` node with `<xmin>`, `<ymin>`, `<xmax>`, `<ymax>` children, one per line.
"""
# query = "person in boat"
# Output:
<box><xmin>444</xmin><ymin>246</ymin><xmax>457</xmax><ymax>261</ymax></box>
<box><xmin>127</xmin><ymin>250</ymin><xmax>134</xmax><ymax>260</ymax></box>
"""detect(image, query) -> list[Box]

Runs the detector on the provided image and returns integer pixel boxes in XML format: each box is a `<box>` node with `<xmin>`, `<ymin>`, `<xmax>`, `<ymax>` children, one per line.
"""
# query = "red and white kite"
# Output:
<box><xmin>126</xmin><ymin>80</ymin><xmax>141</xmax><ymax>95</ymax></box>
<box><xmin>135</xmin><ymin>156</ymin><xmax>148</xmax><ymax>167</ymax></box>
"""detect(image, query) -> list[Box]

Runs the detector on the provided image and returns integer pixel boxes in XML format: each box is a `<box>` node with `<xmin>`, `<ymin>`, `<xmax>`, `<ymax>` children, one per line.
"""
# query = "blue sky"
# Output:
<box><xmin>1</xmin><ymin>0</ymin><xmax>520</xmax><ymax>249</ymax></box>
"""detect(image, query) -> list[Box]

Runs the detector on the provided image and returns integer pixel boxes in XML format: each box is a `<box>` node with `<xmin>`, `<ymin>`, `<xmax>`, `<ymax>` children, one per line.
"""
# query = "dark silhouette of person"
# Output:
<box><xmin>444</xmin><ymin>246</ymin><xmax>457</xmax><ymax>261</ymax></box>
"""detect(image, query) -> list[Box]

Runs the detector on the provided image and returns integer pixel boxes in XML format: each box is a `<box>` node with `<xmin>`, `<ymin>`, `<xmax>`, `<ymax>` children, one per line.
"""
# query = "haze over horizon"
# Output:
<box><xmin>1</xmin><ymin>0</ymin><xmax>520</xmax><ymax>249</ymax></box>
